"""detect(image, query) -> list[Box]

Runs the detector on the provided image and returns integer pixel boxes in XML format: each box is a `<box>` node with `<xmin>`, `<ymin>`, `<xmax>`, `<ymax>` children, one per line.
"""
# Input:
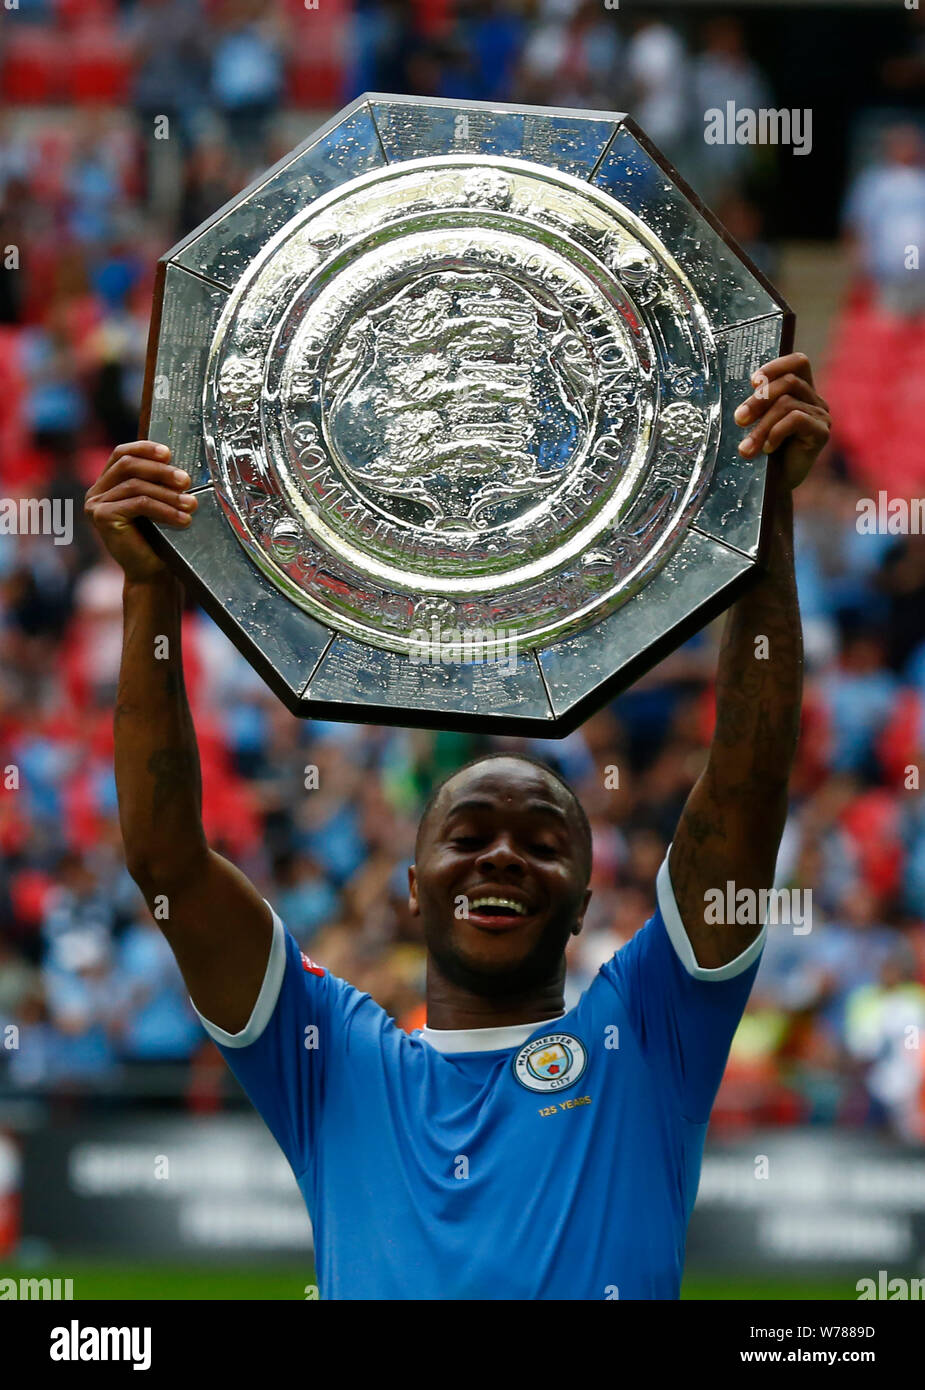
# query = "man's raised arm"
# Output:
<box><xmin>667</xmin><ymin>353</ymin><xmax>831</xmax><ymax>968</ymax></box>
<box><xmin>85</xmin><ymin>441</ymin><xmax>272</xmax><ymax>1032</ymax></box>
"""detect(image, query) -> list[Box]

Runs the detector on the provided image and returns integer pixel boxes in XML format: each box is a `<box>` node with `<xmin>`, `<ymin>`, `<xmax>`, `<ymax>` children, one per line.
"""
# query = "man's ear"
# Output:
<box><xmin>571</xmin><ymin>887</ymin><xmax>592</xmax><ymax>937</ymax></box>
<box><xmin>408</xmin><ymin>863</ymin><xmax>419</xmax><ymax>917</ymax></box>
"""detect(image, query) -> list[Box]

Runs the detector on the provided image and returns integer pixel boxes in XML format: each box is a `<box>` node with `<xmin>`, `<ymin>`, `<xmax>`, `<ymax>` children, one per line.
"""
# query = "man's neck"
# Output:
<box><xmin>425</xmin><ymin>974</ymin><xmax>568</xmax><ymax>1031</ymax></box>
<box><xmin>420</xmin><ymin>1012</ymin><xmax>566</xmax><ymax>1054</ymax></box>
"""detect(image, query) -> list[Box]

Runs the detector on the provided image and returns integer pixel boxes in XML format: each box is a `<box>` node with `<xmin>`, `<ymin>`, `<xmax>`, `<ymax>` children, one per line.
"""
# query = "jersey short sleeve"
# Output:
<box><xmin>190</xmin><ymin>902</ymin><xmax>360</xmax><ymax>1181</ymax></box>
<box><xmin>600</xmin><ymin>850</ymin><xmax>765</xmax><ymax>1123</ymax></box>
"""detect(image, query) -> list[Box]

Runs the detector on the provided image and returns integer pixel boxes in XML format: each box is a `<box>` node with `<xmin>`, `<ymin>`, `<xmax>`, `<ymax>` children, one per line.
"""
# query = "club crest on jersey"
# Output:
<box><xmin>512</xmin><ymin>1033</ymin><xmax>587</xmax><ymax>1093</ymax></box>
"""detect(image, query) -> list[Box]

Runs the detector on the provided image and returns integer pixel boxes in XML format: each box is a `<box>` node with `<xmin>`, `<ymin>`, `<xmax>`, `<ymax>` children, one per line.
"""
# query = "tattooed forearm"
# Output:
<box><xmin>148</xmin><ymin>747</ymin><xmax>198</xmax><ymax>818</ymax></box>
<box><xmin>668</xmin><ymin>487</ymin><xmax>802</xmax><ymax>966</ymax></box>
<box><xmin>713</xmin><ymin>490</ymin><xmax>802</xmax><ymax>796</ymax></box>
<box><xmin>114</xmin><ymin>573</ymin><xmax>207</xmax><ymax>885</ymax></box>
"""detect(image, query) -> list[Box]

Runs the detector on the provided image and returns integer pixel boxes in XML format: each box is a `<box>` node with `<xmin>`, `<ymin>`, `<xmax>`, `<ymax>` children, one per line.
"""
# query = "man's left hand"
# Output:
<box><xmin>734</xmin><ymin>351</ymin><xmax>831</xmax><ymax>491</ymax></box>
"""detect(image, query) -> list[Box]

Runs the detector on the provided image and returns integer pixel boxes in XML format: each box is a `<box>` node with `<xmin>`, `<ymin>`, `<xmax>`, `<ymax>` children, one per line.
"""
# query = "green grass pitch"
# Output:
<box><xmin>0</xmin><ymin>1262</ymin><xmax>855</xmax><ymax>1300</ymax></box>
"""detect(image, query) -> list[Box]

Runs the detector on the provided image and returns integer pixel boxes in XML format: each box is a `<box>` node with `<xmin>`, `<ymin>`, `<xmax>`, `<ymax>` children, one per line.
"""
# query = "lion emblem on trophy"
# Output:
<box><xmin>319</xmin><ymin>271</ymin><xmax>595</xmax><ymax>530</ymax></box>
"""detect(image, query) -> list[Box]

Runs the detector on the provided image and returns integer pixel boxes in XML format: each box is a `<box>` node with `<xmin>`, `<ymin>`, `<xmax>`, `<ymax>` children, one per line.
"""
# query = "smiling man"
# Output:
<box><xmin>86</xmin><ymin>353</ymin><xmax>830</xmax><ymax>1299</ymax></box>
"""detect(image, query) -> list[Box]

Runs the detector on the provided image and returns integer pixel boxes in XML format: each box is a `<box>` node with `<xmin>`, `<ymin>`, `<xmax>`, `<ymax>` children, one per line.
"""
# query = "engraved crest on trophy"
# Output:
<box><xmin>322</xmin><ymin>272</ymin><xmax>592</xmax><ymax>530</ymax></box>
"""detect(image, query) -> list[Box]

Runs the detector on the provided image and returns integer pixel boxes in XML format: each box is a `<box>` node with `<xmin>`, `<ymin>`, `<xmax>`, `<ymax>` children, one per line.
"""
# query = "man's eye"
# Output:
<box><xmin>531</xmin><ymin>843</ymin><xmax>557</xmax><ymax>857</ymax></box>
<box><xmin>452</xmin><ymin>836</ymin><xmax>483</xmax><ymax>849</ymax></box>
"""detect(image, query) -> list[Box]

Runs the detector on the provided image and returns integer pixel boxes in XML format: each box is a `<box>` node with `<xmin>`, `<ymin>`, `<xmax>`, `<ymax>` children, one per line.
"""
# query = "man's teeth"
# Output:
<box><xmin>469</xmin><ymin>897</ymin><xmax>527</xmax><ymax>916</ymax></box>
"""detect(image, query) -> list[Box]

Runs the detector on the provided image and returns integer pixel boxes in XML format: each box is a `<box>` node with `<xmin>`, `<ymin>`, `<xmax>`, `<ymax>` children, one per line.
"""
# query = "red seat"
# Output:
<box><xmin>284</xmin><ymin>0</ymin><xmax>348</xmax><ymax>108</ymax></box>
<box><xmin>823</xmin><ymin>284</ymin><xmax>925</xmax><ymax>496</ymax></box>
<box><xmin>839</xmin><ymin>788</ymin><xmax>905</xmax><ymax>901</ymax></box>
<box><xmin>66</xmin><ymin>27</ymin><xmax>134</xmax><ymax>104</ymax></box>
<box><xmin>0</xmin><ymin>30</ymin><xmax>65</xmax><ymax>103</ymax></box>
<box><xmin>286</xmin><ymin>60</ymin><xmax>344</xmax><ymax>109</ymax></box>
<box><xmin>0</xmin><ymin>327</ymin><xmax>29</xmax><ymax>480</ymax></box>
<box><xmin>877</xmin><ymin>689</ymin><xmax>924</xmax><ymax>790</ymax></box>
<box><xmin>55</xmin><ymin>0</ymin><xmax>118</xmax><ymax>26</ymax></box>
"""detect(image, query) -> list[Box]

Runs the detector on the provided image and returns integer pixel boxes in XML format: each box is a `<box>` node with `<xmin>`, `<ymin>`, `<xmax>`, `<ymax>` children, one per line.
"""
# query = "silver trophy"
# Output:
<box><xmin>140</xmin><ymin>94</ymin><xmax>793</xmax><ymax>735</ymax></box>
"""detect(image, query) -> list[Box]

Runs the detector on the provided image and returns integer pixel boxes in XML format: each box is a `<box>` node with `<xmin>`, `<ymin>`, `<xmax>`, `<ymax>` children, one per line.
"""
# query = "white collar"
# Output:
<box><xmin>419</xmin><ymin>1014</ymin><xmax>566</xmax><ymax>1055</ymax></box>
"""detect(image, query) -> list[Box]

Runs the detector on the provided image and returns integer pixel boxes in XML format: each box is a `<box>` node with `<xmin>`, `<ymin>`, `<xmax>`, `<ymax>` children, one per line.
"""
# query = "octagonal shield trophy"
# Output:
<box><xmin>139</xmin><ymin>94</ymin><xmax>794</xmax><ymax>737</ymax></box>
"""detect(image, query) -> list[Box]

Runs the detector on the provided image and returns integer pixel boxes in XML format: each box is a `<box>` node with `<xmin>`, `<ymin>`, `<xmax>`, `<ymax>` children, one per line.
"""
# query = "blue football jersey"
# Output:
<box><xmin>193</xmin><ymin>851</ymin><xmax>764</xmax><ymax>1299</ymax></box>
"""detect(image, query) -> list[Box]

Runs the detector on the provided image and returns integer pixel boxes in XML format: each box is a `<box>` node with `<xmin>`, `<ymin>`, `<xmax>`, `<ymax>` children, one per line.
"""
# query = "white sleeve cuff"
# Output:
<box><xmin>191</xmin><ymin>900</ymin><xmax>287</xmax><ymax>1048</ymax></box>
<box><xmin>656</xmin><ymin>849</ymin><xmax>767</xmax><ymax>981</ymax></box>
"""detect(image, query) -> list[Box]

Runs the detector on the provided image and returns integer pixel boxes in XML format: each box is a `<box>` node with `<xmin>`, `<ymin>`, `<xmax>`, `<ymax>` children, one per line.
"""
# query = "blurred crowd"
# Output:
<box><xmin>1</xmin><ymin>0</ymin><xmax>925</xmax><ymax>1143</ymax></box>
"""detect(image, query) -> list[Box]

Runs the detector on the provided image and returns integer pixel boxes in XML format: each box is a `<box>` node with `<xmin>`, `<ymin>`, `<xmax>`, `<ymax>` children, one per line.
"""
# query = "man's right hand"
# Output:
<box><xmin>84</xmin><ymin>441</ymin><xmax>198</xmax><ymax>582</ymax></box>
